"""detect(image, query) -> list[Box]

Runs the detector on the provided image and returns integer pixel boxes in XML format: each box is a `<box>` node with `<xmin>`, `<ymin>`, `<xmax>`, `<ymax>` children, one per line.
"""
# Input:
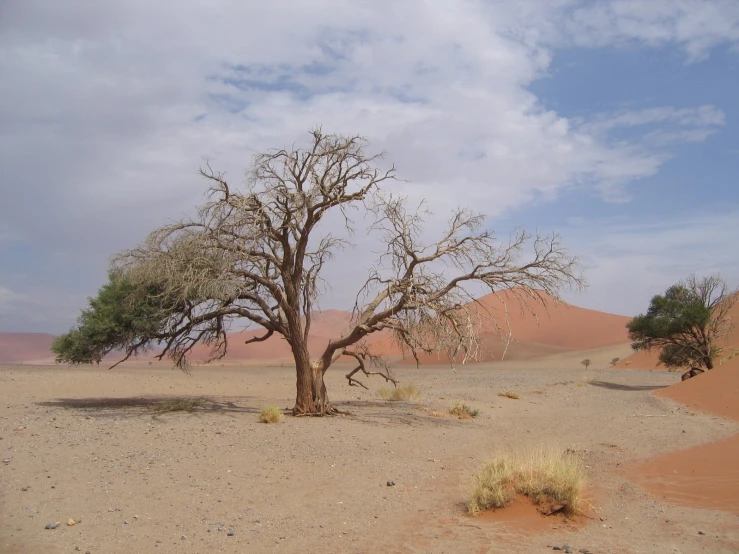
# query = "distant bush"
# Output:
<box><xmin>378</xmin><ymin>383</ymin><xmax>422</xmax><ymax>401</ymax></box>
<box><xmin>580</xmin><ymin>359</ymin><xmax>591</xmax><ymax>370</ymax></box>
<box><xmin>449</xmin><ymin>401</ymin><xmax>479</xmax><ymax>419</ymax></box>
<box><xmin>610</xmin><ymin>357</ymin><xmax>620</xmax><ymax>366</ymax></box>
<box><xmin>468</xmin><ymin>448</ymin><xmax>585</xmax><ymax>517</ymax></box>
<box><xmin>259</xmin><ymin>405</ymin><xmax>284</xmax><ymax>424</ymax></box>
<box><xmin>498</xmin><ymin>391</ymin><xmax>520</xmax><ymax>400</ymax></box>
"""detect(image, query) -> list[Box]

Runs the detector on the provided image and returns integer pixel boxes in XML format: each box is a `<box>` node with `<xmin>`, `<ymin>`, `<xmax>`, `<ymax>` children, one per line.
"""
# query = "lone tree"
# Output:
<box><xmin>627</xmin><ymin>274</ymin><xmax>737</xmax><ymax>372</ymax></box>
<box><xmin>54</xmin><ymin>130</ymin><xmax>583</xmax><ymax>415</ymax></box>
<box><xmin>610</xmin><ymin>357</ymin><xmax>620</xmax><ymax>367</ymax></box>
<box><xmin>580</xmin><ymin>358</ymin><xmax>591</xmax><ymax>370</ymax></box>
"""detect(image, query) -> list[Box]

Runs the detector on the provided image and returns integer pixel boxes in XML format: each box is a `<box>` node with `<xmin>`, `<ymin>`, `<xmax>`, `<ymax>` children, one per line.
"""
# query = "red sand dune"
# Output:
<box><xmin>0</xmin><ymin>291</ymin><xmax>632</xmax><ymax>365</ymax></box>
<box><xmin>0</xmin><ymin>333</ymin><xmax>55</xmax><ymax>363</ymax></box>
<box><xmin>192</xmin><ymin>290</ymin><xmax>631</xmax><ymax>364</ymax></box>
<box><xmin>632</xmin><ymin>361</ymin><xmax>739</xmax><ymax>513</ymax></box>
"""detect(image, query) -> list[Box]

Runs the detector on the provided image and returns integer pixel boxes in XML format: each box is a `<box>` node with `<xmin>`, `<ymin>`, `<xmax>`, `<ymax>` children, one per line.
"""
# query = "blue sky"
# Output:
<box><xmin>0</xmin><ymin>0</ymin><xmax>738</xmax><ymax>333</ymax></box>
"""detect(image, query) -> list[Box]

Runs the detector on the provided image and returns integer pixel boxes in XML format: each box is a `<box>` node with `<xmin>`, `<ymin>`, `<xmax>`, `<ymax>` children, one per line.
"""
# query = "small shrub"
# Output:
<box><xmin>152</xmin><ymin>397</ymin><xmax>207</xmax><ymax>413</ymax></box>
<box><xmin>580</xmin><ymin>359</ymin><xmax>591</xmax><ymax>370</ymax></box>
<box><xmin>377</xmin><ymin>383</ymin><xmax>422</xmax><ymax>401</ymax></box>
<box><xmin>468</xmin><ymin>448</ymin><xmax>585</xmax><ymax>517</ymax></box>
<box><xmin>430</xmin><ymin>410</ymin><xmax>446</xmax><ymax>418</ymax></box>
<box><xmin>498</xmin><ymin>391</ymin><xmax>520</xmax><ymax>400</ymax></box>
<box><xmin>449</xmin><ymin>401</ymin><xmax>479</xmax><ymax>419</ymax></box>
<box><xmin>259</xmin><ymin>405</ymin><xmax>284</xmax><ymax>424</ymax></box>
<box><xmin>610</xmin><ymin>357</ymin><xmax>620</xmax><ymax>366</ymax></box>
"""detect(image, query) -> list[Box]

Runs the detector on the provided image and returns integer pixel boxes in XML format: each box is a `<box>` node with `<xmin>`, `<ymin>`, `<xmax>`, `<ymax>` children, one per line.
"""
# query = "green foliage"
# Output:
<box><xmin>52</xmin><ymin>270</ymin><xmax>172</xmax><ymax>365</ymax></box>
<box><xmin>627</xmin><ymin>274</ymin><xmax>736</xmax><ymax>370</ymax></box>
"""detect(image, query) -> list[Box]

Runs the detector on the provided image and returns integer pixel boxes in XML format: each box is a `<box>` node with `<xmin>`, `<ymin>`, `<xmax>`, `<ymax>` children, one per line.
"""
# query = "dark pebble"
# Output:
<box><xmin>579</xmin><ymin>550</ymin><xmax>592</xmax><ymax>554</ymax></box>
<box><xmin>552</xmin><ymin>548</ymin><xmax>562</xmax><ymax>551</ymax></box>
<box><xmin>44</xmin><ymin>523</ymin><xmax>58</xmax><ymax>530</ymax></box>
<box><xmin>698</xmin><ymin>530</ymin><xmax>706</xmax><ymax>535</ymax></box>
<box><xmin>386</xmin><ymin>481</ymin><xmax>395</xmax><ymax>487</ymax></box>
<box><xmin>227</xmin><ymin>531</ymin><xmax>235</xmax><ymax>537</ymax></box>
<box><xmin>181</xmin><ymin>535</ymin><xmax>186</xmax><ymax>540</ymax></box>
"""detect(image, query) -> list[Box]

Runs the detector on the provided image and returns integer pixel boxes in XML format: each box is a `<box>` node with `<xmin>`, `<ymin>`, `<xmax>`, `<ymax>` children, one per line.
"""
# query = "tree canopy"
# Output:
<box><xmin>54</xmin><ymin>129</ymin><xmax>584</xmax><ymax>415</ymax></box>
<box><xmin>627</xmin><ymin>274</ymin><xmax>737</xmax><ymax>370</ymax></box>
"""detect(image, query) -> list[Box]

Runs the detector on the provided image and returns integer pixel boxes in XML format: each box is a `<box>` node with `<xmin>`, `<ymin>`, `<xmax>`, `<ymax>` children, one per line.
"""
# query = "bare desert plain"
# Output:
<box><xmin>1</xmin><ymin>342</ymin><xmax>739</xmax><ymax>554</ymax></box>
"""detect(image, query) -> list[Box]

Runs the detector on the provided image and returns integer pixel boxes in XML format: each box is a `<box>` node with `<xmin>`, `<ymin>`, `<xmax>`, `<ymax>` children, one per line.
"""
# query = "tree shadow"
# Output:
<box><xmin>586</xmin><ymin>380</ymin><xmax>667</xmax><ymax>392</ymax></box>
<box><xmin>333</xmin><ymin>400</ymin><xmax>469</xmax><ymax>428</ymax></box>
<box><xmin>36</xmin><ymin>395</ymin><xmax>260</xmax><ymax>418</ymax></box>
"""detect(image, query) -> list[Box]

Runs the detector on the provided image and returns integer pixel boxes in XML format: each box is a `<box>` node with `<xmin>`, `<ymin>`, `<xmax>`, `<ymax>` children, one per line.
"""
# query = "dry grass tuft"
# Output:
<box><xmin>468</xmin><ymin>448</ymin><xmax>585</xmax><ymax>517</ymax></box>
<box><xmin>498</xmin><ymin>391</ymin><xmax>520</xmax><ymax>400</ymax></box>
<box><xmin>378</xmin><ymin>383</ymin><xmax>422</xmax><ymax>401</ymax></box>
<box><xmin>430</xmin><ymin>410</ymin><xmax>446</xmax><ymax>418</ymax></box>
<box><xmin>449</xmin><ymin>401</ymin><xmax>479</xmax><ymax>419</ymax></box>
<box><xmin>259</xmin><ymin>405</ymin><xmax>284</xmax><ymax>424</ymax></box>
<box><xmin>152</xmin><ymin>397</ymin><xmax>208</xmax><ymax>413</ymax></box>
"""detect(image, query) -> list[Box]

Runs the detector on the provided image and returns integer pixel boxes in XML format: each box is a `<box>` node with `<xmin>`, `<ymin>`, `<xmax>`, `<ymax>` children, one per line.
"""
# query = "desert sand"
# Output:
<box><xmin>2</xmin><ymin>342</ymin><xmax>738</xmax><ymax>554</ymax></box>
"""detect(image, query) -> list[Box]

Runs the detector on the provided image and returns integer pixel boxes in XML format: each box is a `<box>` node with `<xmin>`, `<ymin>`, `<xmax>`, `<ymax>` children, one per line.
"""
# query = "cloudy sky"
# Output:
<box><xmin>1</xmin><ymin>0</ymin><xmax>738</xmax><ymax>333</ymax></box>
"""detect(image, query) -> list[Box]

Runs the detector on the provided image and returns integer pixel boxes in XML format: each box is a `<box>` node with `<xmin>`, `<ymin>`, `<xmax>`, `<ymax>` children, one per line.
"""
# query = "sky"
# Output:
<box><xmin>0</xmin><ymin>0</ymin><xmax>738</xmax><ymax>334</ymax></box>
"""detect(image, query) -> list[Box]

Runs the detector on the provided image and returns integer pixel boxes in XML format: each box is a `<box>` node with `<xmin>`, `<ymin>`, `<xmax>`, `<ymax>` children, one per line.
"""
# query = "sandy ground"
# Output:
<box><xmin>1</xmin><ymin>344</ymin><xmax>738</xmax><ymax>554</ymax></box>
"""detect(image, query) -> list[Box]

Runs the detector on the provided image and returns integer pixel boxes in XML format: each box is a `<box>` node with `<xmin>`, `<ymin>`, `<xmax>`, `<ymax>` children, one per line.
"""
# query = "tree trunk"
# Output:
<box><xmin>293</xmin><ymin>346</ymin><xmax>332</xmax><ymax>415</ymax></box>
<box><xmin>704</xmin><ymin>357</ymin><xmax>714</xmax><ymax>370</ymax></box>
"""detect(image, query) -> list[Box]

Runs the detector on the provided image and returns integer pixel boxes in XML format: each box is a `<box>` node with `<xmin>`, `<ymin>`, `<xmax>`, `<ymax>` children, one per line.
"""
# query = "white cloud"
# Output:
<box><xmin>562</xmin><ymin>210</ymin><xmax>739</xmax><ymax>316</ymax></box>
<box><xmin>0</xmin><ymin>0</ymin><xmax>737</xmax><ymax>331</ymax></box>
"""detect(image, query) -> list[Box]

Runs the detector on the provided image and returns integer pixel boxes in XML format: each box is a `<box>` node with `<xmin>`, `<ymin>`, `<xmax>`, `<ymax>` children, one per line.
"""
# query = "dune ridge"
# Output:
<box><xmin>0</xmin><ymin>291</ymin><xmax>632</xmax><ymax>364</ymax></box>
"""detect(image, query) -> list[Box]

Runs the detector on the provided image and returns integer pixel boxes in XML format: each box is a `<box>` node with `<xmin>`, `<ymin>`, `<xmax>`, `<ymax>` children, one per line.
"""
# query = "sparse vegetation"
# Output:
<box><xmin>498</xmin><ymin>391</ymin><xmax>520</xmax><ymax>400</ymax></box>
<box><xmin>610</xmin><ymin>357</ymin><xmax>620</xmax><ymax>366</ymax></box>
<box><xmin>468</xmin><ymin>448</ymin><xmax>585</xmax><ymax>517</ymax></box>
<box><xmin>449</xmin><ymin>401</ymin><xmax>479</xmax><ymax>419</ymax></box>
<box><xmin>151</xmin><ymin>397</ymin><xmax>207</xmax><ymax>413</ymax></box>
<box><xmin>378</xmin><ymin>383</ymin><xmax>422</xmax><ymax>401</ymax></box>
<box><xmin>580</xmin><ymin>358</ymin><xmax>591</xmax><ymax>370</ymax></box>
<box><xmin>259</xmin><ymin>405</ymin><xmax>284</xmax><ymax>424</ymax></box>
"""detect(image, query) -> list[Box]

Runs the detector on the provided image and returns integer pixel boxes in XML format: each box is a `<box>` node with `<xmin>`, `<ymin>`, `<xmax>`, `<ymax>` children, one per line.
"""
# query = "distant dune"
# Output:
<box><xmin>190</xmin><ymin>290</ymin><xmax>631</xmax><ymax>365</ymax></box>
<box><xmin>0</xmin><ymin>291</ymin><xmax>633</xmax><ymax>365</ymax></box>
<box><xmin>0</xmin><ymin>333</ymin><xmax>56</xmax><ymax>364</ymax></box>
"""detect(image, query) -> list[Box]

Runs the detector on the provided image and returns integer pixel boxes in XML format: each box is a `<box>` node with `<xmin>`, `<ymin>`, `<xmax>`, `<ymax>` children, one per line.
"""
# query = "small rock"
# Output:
<box><xmin>181</xmin><ymin>535</ymin><xmax>186</xmax><ymax>540</ymax></box>
<box><xmin>552</xmin><ymin>548</ymin><xmax>562</xmax><ymax>551</ymax></box>
<box><xmin>227</xmin><ymin>531</ymin><xmax>235</xmax><ymax>537</ymax></box>
<box><xmin>2</xmin><ymin>459</ymin><xmax>10</xmax><ymax>464</ymax></box>
<box><xmin>44</xmin><ymin>523</ymin><xmax>58</xmax><ymax>530</ymax></box>
<box><xmin>67</xmin><ymin>519</ymin><xmax>76</xmax><ymax>526</ymax></box>
<box><xmin>579</xmin><ymin>550</ymin><xmax>592</xmax><ymax>554</ymax></box>
<box><xmin>75</xmin><ymin>547</ymin><xmax>81</xmax><ymax>552</ymax></box>
<box><xmin>698</xmin><ymin>530</ymin><xmax>706</xmax><ymax>535</ymax></box>
<box><xmin>21</xmin><ymin>486</ymin><xmax>29</xmax><ymax>491</ymax></box>
<box><xmin>386</xmin><ymin>481</ymin><xmax>395</xmax><ymax>487</ymax></box>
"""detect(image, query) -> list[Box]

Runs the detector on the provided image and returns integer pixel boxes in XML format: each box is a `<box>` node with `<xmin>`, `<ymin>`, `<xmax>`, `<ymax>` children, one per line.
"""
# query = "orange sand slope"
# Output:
<box><xmin>632</xmin><ymin>360</ymin><xmax>739</xmax><ymax>513</ymax></box>
<box><xmin>616</xmin><ymin>300</ymin><xmax>739</xmax><ymax>370</ymax></box>
<box><xmin>656</xmin><ymin>363</ymin><xmax>739</xmax><ymax>422</ymax></box>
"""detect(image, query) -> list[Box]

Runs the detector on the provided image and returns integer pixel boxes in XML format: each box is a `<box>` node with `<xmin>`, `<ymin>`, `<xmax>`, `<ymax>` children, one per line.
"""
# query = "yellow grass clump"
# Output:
<box><xmin>498</xmin><ymin>391</ymin><xmax>520</xmax><ymax>400</ymax></box>
<box><xmin>259</xmin><ymin>405</ymin><xmax>284</xmax><ymax>424</ymax></box>
<box><xmin>467</xmin><ymin>448</ymin><xmax>585</xmax><ymax>517</ymax></box>
<box><xmin>449</xmin><ymin>400</ymin><xmax>479</xmax><ymax>419</ymax></box>
<box><xmin>377</xmin><ymin>383</ymin><xmax>422</xmax><ymax>401</ymax></box>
